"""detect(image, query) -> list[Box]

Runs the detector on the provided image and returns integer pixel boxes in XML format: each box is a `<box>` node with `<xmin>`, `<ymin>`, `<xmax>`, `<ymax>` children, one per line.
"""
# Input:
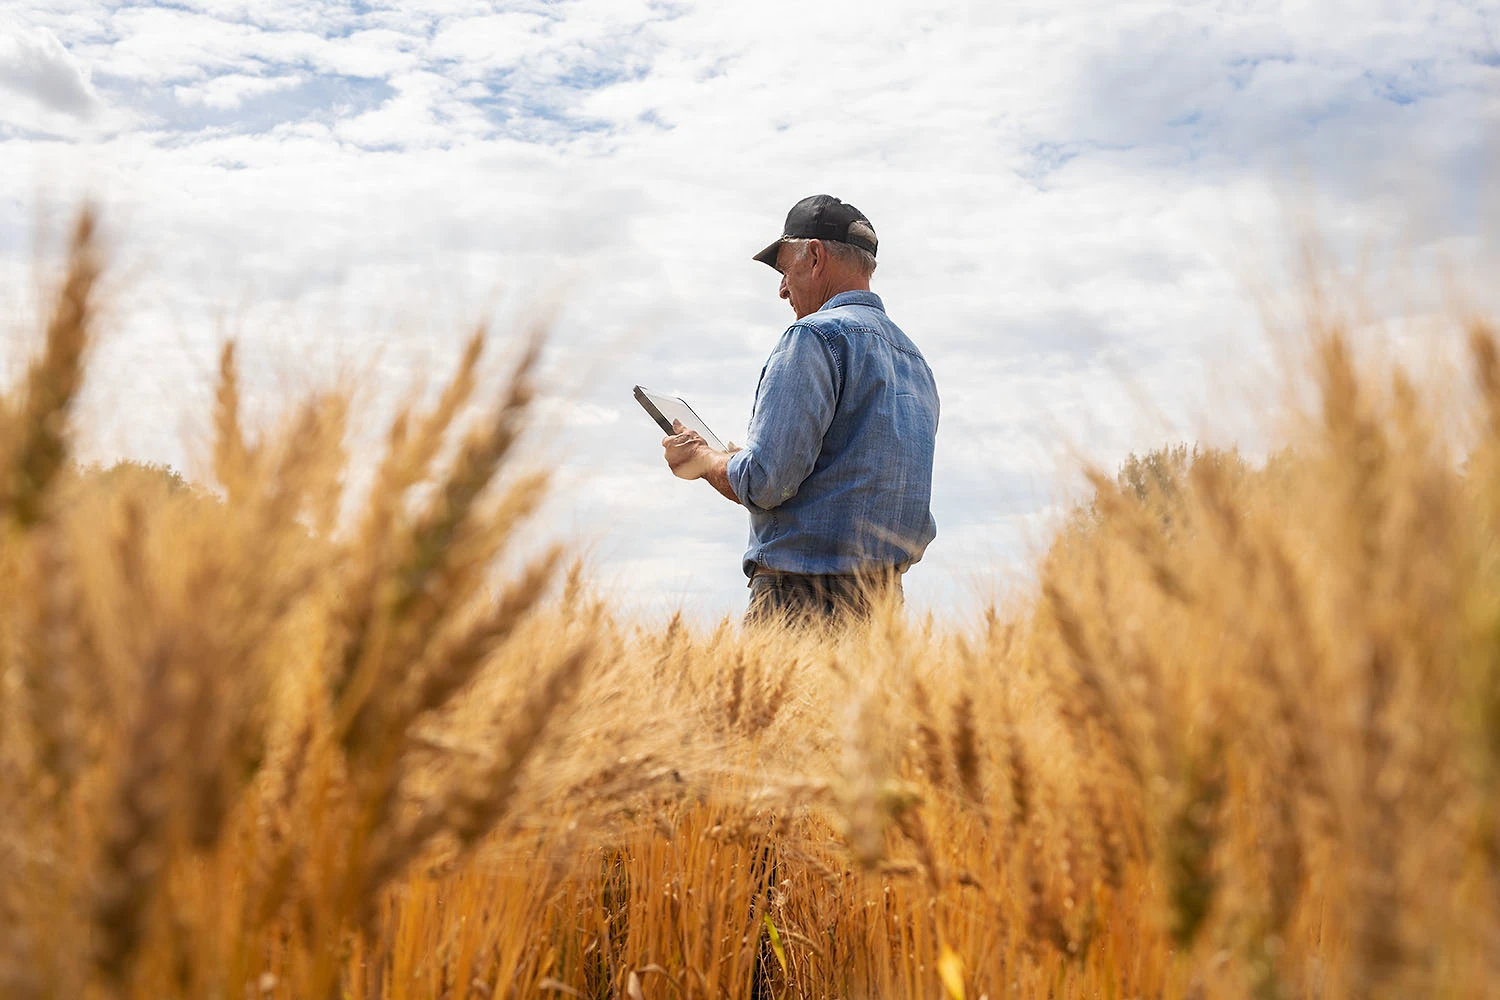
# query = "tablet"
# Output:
<box><xmin>633</xmin><ymin>385</ymin><xmax>727</xmax><ymax>452</ymax></box>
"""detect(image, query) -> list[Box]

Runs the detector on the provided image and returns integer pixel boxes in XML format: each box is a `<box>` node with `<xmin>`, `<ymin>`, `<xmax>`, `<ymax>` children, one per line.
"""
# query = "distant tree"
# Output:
<box><xmin>1115</xmin><ymin>443</ymin><xmax>1193</xmax><ymax>523</ymax></box>
<box><xmin>1063</xmin><ymin>443</ymin><xmax>1268</xmax><ymax>545</ymax></box>
<box><xmin>1114</xmin><ymin>444</ymin><xmax>1251</xmax><ymax>533</ymax></box>
<box><xmin>55</xmin><ymin>459</ymin><xmax>217</xmax><ymax>514</ymax></box>
<box><xmin>75</xmin><ymin>460</ymin><xmax>197</xmax><ymax>496</ymax></box>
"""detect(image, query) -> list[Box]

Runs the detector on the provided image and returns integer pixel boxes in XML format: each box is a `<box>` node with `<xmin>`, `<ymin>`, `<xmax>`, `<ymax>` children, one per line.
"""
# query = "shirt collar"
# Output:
<box><xmin>818</xmin><ymin>290</ymin><xmax>885</xmax><ymax>313</ymax></box>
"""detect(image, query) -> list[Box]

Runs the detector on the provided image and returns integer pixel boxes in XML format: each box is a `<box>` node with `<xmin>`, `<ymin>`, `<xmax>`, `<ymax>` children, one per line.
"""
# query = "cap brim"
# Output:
<box><xmin>753</xmin><ymin>238</ymin><xmax>784</xmax><ymax>270</ymax></box>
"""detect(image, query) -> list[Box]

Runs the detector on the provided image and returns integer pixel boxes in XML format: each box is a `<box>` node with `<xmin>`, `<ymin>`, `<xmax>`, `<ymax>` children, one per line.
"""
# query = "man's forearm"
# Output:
<box><xmin>704</xmin><ymin>452</ymin><xmax>741</xmax><ymax>505</ymax></box>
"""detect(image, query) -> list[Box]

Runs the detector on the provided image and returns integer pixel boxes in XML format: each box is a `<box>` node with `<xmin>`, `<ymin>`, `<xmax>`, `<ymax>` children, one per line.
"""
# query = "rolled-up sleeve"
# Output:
<box><xmin>726</xmin><ymin>324</ymin><xmax>840</xmax><ymax>511</ymax></box>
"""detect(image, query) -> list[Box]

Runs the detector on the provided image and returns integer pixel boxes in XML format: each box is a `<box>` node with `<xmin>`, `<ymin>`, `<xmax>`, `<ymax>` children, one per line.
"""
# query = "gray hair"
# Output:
<box><xmin>785</xmin><ymin>228</ymin><xmax>878</xmax><ymax>277</ymax></box>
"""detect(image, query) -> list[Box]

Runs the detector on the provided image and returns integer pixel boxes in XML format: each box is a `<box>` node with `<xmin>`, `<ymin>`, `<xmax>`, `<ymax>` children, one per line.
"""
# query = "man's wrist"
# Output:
<box><xmin>705</xmin><ymin>450</ymin><xmax>740</xmax><ymax>504</ymax></box>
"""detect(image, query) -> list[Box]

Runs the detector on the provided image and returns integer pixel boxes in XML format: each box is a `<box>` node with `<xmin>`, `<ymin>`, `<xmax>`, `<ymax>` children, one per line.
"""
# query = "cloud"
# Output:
<box><xmin>0</xmin><ymin>17</ymin><xmax>101</xmax><ymax>120</ymax></box>
<box><xmin>174</xmin><ymin>71</ymin><xmax>304</xmax><ymax>109</ymax></box>
<box><xmin>1</xmin><ymin>0</ymin><xmax>1497</xmax><ymax>619</ymax></box>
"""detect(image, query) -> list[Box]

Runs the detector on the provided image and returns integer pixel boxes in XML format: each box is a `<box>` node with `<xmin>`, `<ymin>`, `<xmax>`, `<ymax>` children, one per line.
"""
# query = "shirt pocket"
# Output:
<box><xmin>749</xmin><ymin>362</ymin><xmax>770</xmax><ymax>419</ymax></box>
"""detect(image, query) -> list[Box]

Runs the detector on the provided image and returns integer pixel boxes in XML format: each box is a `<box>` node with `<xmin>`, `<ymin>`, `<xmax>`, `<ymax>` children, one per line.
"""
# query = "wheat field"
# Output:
<box><xmin>1</xmin><ymin>210</ymin><xmax>1497</xmax><ymax>999</ymax></box>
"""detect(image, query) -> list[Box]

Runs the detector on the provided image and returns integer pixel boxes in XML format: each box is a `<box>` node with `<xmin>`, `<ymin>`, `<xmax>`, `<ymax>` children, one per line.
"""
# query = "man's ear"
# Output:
<box><xmin>807</xmin><ymin>239</ymin><xmax>824</xmax><ymax>274</ymax></box>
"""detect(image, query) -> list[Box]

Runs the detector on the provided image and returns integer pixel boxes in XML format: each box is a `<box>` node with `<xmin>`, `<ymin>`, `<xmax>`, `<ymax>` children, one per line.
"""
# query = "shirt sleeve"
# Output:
<box><xmin>726</xmin><ymin>324</ymin><xmax>840</xmax><ymax>511</ymax></box>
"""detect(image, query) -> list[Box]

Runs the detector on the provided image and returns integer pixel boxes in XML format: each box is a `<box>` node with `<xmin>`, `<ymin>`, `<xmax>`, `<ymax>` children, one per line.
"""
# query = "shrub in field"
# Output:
<box><xmin>0</xmin><ymin>209</ymin><xmax>1497</xmax><ymax>999</ymax></box>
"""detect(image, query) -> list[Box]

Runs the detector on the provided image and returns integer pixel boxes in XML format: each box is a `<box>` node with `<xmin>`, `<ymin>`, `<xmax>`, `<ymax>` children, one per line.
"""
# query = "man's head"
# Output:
<box><xmin>754</xmin><ymin>195</ymin><xmax>878</xmax><ymax>319</ymax></box>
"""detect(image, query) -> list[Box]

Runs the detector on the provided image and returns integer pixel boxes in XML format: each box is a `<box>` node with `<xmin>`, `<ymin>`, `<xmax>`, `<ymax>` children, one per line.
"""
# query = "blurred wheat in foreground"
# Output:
<box><xmin>1</xmin><ymin>211</ymin><xmax>1497</xmax><ymax>1000</ymax></box>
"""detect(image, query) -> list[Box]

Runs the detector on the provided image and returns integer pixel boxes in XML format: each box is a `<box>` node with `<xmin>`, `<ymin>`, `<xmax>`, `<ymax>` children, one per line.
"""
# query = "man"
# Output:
<box><xmin>661</xmin><ymin>194</ymin><xmax>940</xmax><ymax>625</ymax></box>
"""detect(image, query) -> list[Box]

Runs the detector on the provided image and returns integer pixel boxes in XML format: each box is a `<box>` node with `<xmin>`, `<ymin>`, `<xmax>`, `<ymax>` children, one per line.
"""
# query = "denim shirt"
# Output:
<box><xmin>726</xmin><ymin>290</ymin><xmax>939</xmax><ymax>579</ymax></box>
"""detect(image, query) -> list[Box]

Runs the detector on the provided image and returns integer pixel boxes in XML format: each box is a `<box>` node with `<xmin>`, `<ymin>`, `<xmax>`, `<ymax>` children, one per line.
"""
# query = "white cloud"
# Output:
<box><xmin>0</xmin><ymin>15</ymin><xmax>102</xmax><ymax>130</ymax></box>
<box><xmin>173</xmin><ymin>71</ymin><xmax>304</xmax><ymax>109</ymax></box>
<box><xmin>2</xmin><ymin>0</ymin><xmax>1497</xmax><ymax>619</ymax></box>
<box><xmin>428</xmin><ymin>11</ymin><xmax>554</xmax><ymax>71</ymax></box>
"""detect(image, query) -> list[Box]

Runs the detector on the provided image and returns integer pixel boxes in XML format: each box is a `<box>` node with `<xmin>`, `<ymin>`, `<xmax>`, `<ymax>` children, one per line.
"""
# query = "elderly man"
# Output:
<box><xmin>662</xmin><ymin>194</ymin><xmax>940</xmax><ymax>625</ymax></box>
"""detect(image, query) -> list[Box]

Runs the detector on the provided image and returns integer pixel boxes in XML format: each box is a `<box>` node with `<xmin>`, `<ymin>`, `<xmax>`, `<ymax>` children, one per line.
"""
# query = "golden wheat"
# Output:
<box><xmin>1</xmin><ymin>208</ymin><xmax>1497</xmax><ymax>999</ymax></box>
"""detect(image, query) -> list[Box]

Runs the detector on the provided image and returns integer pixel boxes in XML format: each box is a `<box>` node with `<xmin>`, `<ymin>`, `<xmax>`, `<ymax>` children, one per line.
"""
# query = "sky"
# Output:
<box><xmin>1</xmin><ymin>0</ymin><xmax>1498</xmax><ymax>622</ymax></box>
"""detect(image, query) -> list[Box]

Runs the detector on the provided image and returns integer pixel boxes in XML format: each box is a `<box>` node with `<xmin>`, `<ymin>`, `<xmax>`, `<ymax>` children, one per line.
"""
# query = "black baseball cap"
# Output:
<box><xmin>753</xmin><ymin>194</ymin><xmax>878</xmax><ymax>270</ymax></box>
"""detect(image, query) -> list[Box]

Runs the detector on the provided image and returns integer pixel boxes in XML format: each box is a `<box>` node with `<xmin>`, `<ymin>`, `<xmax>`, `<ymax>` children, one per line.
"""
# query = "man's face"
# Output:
<box><xmin>774</xmin><ymin>241</ymin><xmax>817</xmax><ymax>319</ymax></box>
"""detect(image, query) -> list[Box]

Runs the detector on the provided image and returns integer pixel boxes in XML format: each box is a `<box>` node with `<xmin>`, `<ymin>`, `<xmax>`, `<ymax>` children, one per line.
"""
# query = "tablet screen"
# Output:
<box><xmin>634</xmin><ymin>387</ymin><xmax>727</xmax><ymax>452</ymax></box>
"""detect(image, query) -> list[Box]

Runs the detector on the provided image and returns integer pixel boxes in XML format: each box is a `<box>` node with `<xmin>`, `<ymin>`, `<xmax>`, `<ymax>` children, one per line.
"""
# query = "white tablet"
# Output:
<box><xmin>633</xmin><ymin>385</ymin><xmax>727</xmax><ymax>452</ymax></box>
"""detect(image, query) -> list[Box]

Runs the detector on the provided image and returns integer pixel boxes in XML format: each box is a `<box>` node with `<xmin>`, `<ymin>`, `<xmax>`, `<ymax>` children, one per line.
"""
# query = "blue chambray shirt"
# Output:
<box><xmin>725</xmin><ymin>290</ymin><xmax>939</xmax><ymax>579</ymax></box>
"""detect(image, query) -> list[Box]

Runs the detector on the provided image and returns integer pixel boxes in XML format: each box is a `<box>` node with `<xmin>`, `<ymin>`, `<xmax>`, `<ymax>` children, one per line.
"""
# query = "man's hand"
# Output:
<box><xmin>662</xmin><ymin>420</ymin><xmax>743</xmax><ymax>504</ymax></box>
<box><xmin>662</xmin><ymin>420</ymin><xmax>717</xmax><ymax>479</ymax></box>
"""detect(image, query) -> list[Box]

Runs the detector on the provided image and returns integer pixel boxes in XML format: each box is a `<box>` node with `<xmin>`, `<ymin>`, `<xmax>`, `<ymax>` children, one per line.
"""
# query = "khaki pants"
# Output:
<box><xmin>744</xmin><ymin>566</ymin><xmax>903</xmax><ymax>628</ymax></box>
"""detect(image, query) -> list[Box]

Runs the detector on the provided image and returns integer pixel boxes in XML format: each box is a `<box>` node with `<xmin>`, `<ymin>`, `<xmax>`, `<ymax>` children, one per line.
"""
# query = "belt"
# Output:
<box><xmin>746</xmin><ymin>564</ymin><xmax>896</xmax><ymax>587</ymax></box>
